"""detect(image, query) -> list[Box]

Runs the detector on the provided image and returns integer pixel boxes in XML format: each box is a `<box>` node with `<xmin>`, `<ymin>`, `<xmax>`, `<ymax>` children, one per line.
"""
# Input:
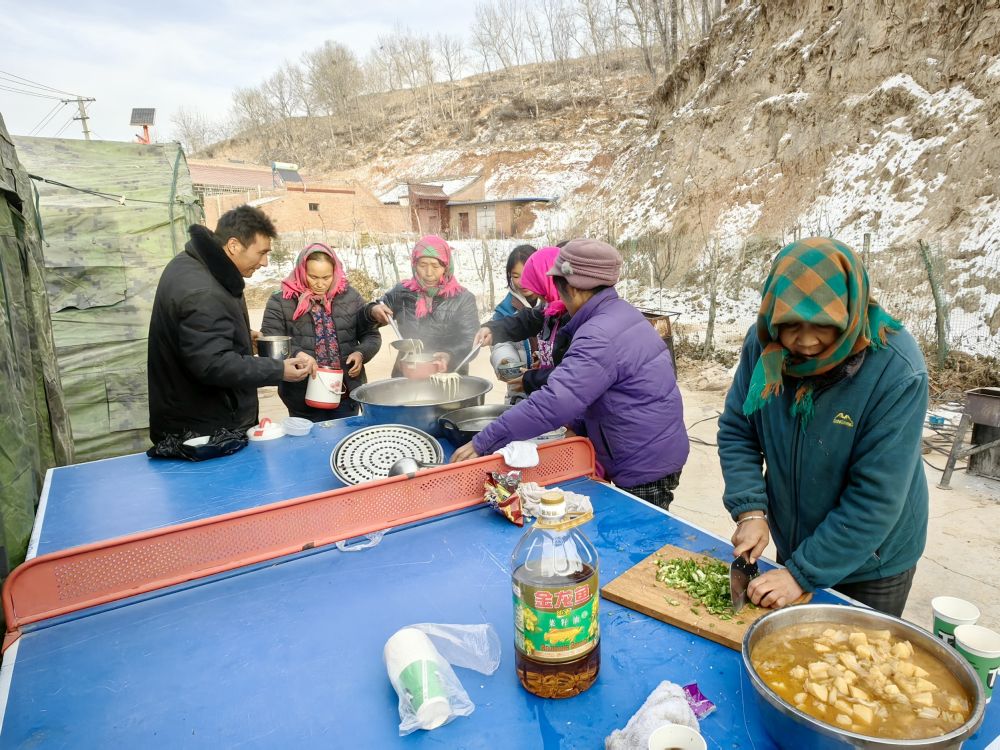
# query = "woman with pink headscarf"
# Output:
<box><xmin>474</xmin><ymin>245</ymin><xmax>572</xmax><ymax>396</ymax></box>
<box><xmin>366</xmin><ymin>235</ymin><xmax>479</xmax><ymax>374</ymax></box>
<box><xmin>262</xmin><ymin>243</ymin><xmax>381</xmax><ymax>420</ymax></box>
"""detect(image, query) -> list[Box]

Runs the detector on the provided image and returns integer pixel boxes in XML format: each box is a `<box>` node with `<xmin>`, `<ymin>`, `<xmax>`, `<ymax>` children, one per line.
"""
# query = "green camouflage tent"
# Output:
<box><xmin>13</xmin><ymin>136</ymin><xmax>203</xmax><ymax>462</ymax></box>
<box><xmin>0</xmin><ymin>115</ymin><xmax>72</xmax><ymax>576</ymax></box>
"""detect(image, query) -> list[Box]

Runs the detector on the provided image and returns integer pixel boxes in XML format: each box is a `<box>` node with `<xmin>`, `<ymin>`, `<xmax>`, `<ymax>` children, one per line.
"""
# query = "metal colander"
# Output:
<box><xmin>329</xmin><ymin>424</ymin><xmax>443</xmax><ymax>485</ymax></box>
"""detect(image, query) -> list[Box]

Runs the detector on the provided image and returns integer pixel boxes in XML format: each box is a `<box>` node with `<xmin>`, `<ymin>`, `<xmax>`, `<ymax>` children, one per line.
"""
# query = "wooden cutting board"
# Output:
<box><xmin>601</xmin><ymin>543</ymin><xmax>773</xmax><ymax>651</ymax></box>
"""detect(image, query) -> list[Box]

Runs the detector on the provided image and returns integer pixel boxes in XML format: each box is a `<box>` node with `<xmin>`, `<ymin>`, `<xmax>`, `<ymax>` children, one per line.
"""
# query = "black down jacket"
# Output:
<box><xmin>365</xmin><ymin>284</ymin><xmax>480</xmax><ymax>374</ymax></box>
<box><xmin>147</xmin><ymin>225</ymin><xmax>283</xmax><ymax>443</ymax></box>
<box><xmin>261</xmin><ymin>287</ymin><xmax>381</xmax><ymax>418</ymax></box>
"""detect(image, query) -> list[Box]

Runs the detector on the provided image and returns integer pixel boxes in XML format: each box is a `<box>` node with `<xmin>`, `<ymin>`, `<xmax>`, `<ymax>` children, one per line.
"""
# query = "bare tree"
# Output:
<box><xmin>436</xmin><ymin>34</ymin><xmax>467</xmax><ymax>83</ymax></box>
<box><xmin>540</xmin><ymin>0</ymin><xmax>576</xmax><ymax>70</ymax></box>
<box><xmin>170</xmin><ymin>106</ymin><xmax>219</xmax><ymax>154</ymax></box>
<box><xmin>623</xmin><ymin>0</ymin><xmax>661</xmax><ymax>83</ymax></box>
<box><xmin>436</xmin><ymin>34</ymin><xmax>467</xmax><ymax>119</ymax></box>
<box><xmin>304</xmin><ymin>41</ymin><xmax>364</xmax><ymax>148</ymax></box>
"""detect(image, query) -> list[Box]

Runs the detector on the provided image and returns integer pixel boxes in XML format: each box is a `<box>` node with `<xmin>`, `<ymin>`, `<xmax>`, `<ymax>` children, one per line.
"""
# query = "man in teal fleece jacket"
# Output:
<box><xmin>718</xmin><ymin>237</ymin><xmax>929</xmax><ymax>617</ymax></box>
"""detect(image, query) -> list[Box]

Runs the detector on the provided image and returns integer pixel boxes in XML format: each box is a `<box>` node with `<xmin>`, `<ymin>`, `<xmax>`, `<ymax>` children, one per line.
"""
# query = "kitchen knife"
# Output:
<box><xmin>729</xmin><ymin>555</ymin><xmax>759</xmax><ymax>614</ymax></box>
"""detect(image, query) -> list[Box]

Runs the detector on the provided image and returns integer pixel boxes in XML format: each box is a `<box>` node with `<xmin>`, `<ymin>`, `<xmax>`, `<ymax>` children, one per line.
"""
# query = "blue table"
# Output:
<box><xmin>0</xmin><ymin>418</ymin><xmax>1000</xmax><ymax>750</ymax></box>
<box><xmin>3</xmin><ymin>437</ymin><xmax>998</xmax><ymax>747</ymax></box>
<box><xmin>28</xmin><ymin>415</ymin><xmax>454</xmax><ymax>559</ymax></box>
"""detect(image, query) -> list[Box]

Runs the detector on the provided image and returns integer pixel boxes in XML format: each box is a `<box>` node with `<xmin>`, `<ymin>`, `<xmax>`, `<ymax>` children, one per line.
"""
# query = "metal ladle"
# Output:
<box><xmin>388</xmin><ymin>457</ymin><xmax>441</xmax><ymax>476</ymax></box>
<box><xmin>385</xmin><ymin>314</ymin><xmax>425</xmax><ymax>354</ymax></box>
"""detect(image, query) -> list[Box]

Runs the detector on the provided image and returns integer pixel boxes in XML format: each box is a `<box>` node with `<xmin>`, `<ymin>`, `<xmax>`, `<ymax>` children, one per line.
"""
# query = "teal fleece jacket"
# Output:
<box><xmin>718</xmin><ymin>326</ymin><xmax>929</xmax><ymax>592</ymax></box>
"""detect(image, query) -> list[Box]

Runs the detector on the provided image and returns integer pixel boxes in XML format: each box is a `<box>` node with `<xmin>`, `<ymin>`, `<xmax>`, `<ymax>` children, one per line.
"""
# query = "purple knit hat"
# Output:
<box><xmin>546</xmin><ymin>238</ymin><xmax>622</xmax><ymax>289</ymax></box>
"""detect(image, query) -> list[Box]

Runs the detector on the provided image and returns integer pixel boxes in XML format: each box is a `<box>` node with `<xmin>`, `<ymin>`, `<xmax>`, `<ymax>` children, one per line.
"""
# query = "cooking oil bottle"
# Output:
<box><xmin>511</xmin><ymin>490</ymin><xmax>599</xmax><ymax>698</ymax></box>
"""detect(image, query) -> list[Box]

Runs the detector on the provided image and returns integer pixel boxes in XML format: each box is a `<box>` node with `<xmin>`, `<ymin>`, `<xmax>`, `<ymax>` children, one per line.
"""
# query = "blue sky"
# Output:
<box><xmin>0</xmin><ymin>0</ymin><xmax>479</xmax><ymax>143</ymax></box>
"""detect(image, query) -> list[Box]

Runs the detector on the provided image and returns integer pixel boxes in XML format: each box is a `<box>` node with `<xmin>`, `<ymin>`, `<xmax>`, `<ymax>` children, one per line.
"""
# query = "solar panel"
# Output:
<box><xmin>276</xmin><ymin>168</ymin><xmax>303</xmax><ymax>184</ymax></box>
<box><xmin>130</xmin><ymin>108</ymin><xmax>156</xmax><ymax>126</ymax></box>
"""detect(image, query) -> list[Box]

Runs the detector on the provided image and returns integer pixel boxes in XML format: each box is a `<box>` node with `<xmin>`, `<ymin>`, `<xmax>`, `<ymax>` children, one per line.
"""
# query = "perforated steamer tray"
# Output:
<box><xmin>329</xmin><ymin>424</ymin><xmax>444</xmax><ymax>485</ymax></box>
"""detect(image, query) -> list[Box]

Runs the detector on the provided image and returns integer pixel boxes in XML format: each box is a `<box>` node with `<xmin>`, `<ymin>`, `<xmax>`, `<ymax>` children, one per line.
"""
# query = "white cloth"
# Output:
<box><xmin>604</xmin><ymin>681</ymin><xmax>699</xmax><ymax>749</ymax></box>
<box><xmin>495</xmin><ymin>441</ymin><xmax>539</xmax><ymax>468</ymax></box>
<box><xmin>518</xmin><ymin>482</ymin><xmax>593</xmax><ymax>518</ymax></box>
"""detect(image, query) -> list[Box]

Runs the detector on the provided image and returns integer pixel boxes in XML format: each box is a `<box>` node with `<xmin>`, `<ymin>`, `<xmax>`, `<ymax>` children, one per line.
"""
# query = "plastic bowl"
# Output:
<box><xmin>282</xmin><ymin>417</ymin><xmax>314</xmax><ymax>437</ymax></box>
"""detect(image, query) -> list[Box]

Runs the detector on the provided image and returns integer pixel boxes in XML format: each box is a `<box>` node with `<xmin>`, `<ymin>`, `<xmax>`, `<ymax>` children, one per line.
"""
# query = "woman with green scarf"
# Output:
<box><xmin>718</xmin><ymin>237</ymin><xmax>929</xmax><ymax>616</ymax></box>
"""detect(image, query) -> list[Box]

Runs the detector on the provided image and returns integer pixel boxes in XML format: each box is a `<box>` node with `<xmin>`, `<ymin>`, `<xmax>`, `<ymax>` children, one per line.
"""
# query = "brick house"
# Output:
<box><xmin>380</xmin><ymin>175</ymin><xmax>551</xmax><ymax>238</ymax></box>
<box><xmin>191</xmin><ymin>160</ymin><xmax>410</xmax><ymax>235</ymax></box>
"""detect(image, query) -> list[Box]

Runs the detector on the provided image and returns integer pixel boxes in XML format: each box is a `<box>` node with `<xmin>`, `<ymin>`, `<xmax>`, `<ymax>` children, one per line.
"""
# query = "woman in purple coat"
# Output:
<box><xmin>451</xmin><ymin>239</ymin><xmax>689</xmax><ymax>509</ymax></box>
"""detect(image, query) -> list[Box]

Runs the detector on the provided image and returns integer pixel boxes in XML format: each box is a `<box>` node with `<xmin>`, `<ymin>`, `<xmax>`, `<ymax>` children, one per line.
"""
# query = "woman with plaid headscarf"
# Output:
<box><xmin>718</xmin><ymin>237</ymin><xmax>929</xmax><ymax>616</ymax></box>
<box><xmin>366</xmin><ymin>235</ymin><xmax>479</xmax><ymax>374</ymax></box>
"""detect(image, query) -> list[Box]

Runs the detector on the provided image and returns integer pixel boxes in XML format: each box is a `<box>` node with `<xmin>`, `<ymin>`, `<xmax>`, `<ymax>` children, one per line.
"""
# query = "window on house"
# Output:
<box><xmin>308</xmin><ymin>203</ymin><xmax>319</xmax><ymax>211</ymax></box>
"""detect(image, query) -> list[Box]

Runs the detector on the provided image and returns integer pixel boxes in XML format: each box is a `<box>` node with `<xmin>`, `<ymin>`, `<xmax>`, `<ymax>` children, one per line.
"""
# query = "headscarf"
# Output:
<box><xmin>742</xmin><ymin>237</ymin><xmax>902</xmax><ymax>427</ymax></box>
<box><xmin>281</xmin><ymin>243</ymin><xmax>347</xmax><ymax>321</ymax></box>
<box><xmin>520</xmin><ymin>246</ymin><xmax>566</xmax><ymax>317</ymax></box>
<box><xmin>400</xmin><ymin>235</ymin><xmax>464</xmax><ymax>318</ymax></box>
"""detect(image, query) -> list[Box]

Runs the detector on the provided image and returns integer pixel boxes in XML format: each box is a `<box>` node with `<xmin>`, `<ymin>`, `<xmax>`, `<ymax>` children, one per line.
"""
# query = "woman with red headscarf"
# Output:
<box><xmin>262</xmin><ymin>243</ymin><xmax>381</xmax><ymax>420</ymax></box>
<box><xmin>366</xmin><ymin>235</ymin><xmax>479</xmax><ymax>374</ymax></box>
<box><xmin>474</xmin><ymin>245</ymin><xmax>572</xmax><ymax>396</ymax></box>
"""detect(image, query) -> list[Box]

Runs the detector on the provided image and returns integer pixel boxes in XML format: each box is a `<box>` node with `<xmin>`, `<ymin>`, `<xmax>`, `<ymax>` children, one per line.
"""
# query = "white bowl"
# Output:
<box><xmin>282</xmin><ymin>417</ymin><xmax>314</xmax><ymax>437</ymax></box>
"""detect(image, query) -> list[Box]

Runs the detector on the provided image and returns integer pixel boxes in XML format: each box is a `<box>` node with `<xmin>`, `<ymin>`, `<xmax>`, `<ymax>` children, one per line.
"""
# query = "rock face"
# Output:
<box><xmin>596</xmin><ymin>0</ymin><xmax>999</xmax><ymax>257</ymax></box>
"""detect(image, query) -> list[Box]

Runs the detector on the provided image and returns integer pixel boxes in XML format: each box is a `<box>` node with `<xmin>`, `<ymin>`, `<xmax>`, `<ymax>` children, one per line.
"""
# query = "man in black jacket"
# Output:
<box><xmin>147</xmin><ymin>206</ymin><xmax>313</xmax><ymax>443</ymax></box>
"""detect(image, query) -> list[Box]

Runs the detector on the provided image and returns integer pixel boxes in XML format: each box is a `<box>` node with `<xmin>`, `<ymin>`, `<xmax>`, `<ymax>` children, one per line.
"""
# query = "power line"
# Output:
<box><xmin>0</xmin><ymin>70</ymin><xmax>79</xmax><ymax>97</ymax></box>
<box><xmin>29</xmin><ymin>102</ymin><xmax>66</xmax><ymax>136</ymax></box>
<box><xmin>52</xmin><ymin>115</ymin><xmax>76</xmax><ymax>138</ymax></box>
<box><xmin>0</xmin><ymin>83</ymin><xmax>63</xmax><ymax>100</ymax></box>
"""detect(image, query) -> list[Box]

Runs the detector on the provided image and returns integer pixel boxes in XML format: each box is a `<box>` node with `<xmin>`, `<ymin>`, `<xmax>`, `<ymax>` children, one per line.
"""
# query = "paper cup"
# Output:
<box><xmin>932</xmin><ymin>596</ymin><xmax>980</xmax><ymax>646</ymax></box>
<box><xmin>954</xmin><ymin>624</ymin><xmax>1000</xmax><ymax>703</ymax></box>
<box><xmin>384</xmin><ymin>628</ymin><xmax>450</xmax><ymax>730</ymax></box>
<box><xmin>647</xmin><ymin>723</ymin><xmax>707</xmax><ymax>750</ymax></box>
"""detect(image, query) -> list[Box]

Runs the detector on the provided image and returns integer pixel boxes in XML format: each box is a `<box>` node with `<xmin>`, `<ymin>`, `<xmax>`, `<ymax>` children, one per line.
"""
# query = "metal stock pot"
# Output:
<box><xmin>350</xmin><ymin>376</ymin><xmax>493</xmax><ymax>437</ymax></box>
<box><xmin>742</xmin><ymin>604</ymin><xmax>985</xmax><ymax>750</ymax></box>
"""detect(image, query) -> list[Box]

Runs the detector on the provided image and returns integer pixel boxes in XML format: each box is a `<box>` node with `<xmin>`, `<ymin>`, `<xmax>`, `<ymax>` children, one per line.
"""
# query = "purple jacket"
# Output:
<box><xmin>473</xmin><ymin>287</ymin><xmax>689</xmax><ymax>487</ymax></box>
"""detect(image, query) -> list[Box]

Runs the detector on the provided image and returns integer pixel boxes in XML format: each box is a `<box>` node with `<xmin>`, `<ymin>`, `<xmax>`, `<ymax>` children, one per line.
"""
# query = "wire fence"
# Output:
<box><xmin>613</xmin><ymin>231</ymin><xmax>1000</xmax><ymax>375</ymax></box>
<box><xmin>250</xmin><ymin>227</ymin><xmax>999</xmax><ymax>381</ymax></box>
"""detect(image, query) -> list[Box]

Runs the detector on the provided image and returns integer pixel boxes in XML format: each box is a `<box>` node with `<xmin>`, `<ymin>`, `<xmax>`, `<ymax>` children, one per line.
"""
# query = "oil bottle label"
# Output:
<box><xmin>513</xmin><ymin>573</ymin><xmax>599</xmax><ymax>662</ymax></box>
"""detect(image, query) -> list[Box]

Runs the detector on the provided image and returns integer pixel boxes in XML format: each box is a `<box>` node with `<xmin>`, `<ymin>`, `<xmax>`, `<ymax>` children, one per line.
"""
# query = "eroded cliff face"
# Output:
<box><xmin>597</xmin><ymin>0</ymin><xmax>999</xmax><ymax>257</ymax></box>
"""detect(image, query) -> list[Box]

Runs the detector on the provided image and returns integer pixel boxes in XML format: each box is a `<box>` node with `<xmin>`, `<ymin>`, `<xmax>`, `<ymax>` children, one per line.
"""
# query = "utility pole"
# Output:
<box><xmin>62</xmin><ymin>97</ymin><xmax>96</xmax><ymax>140</ymax></box>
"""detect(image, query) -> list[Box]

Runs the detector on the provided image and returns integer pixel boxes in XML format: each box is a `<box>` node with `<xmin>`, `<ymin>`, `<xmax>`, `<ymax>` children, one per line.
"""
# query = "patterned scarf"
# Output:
<box><xmin>520</xmin><ymin>246</ymin><xmax>567</xmax><ymax>317</ymax></box>
<box><xmin>281</xmin><ymin>244</ymin><xmax>347</xmax><ymax>321</ymax></box>
<box><xmin>400</xmin><ymin>235</ymin><xmax>464</xmax><ymax>318</ymax></box>
<box><xmin>742</xmin><ymin>237</ymin><xmax>902</xmax><ymax>427</ymax></box>
<box><xmin>311</xmin><ymin>302</ymin><xmax>342</xmax><ymax>369</ymax></box>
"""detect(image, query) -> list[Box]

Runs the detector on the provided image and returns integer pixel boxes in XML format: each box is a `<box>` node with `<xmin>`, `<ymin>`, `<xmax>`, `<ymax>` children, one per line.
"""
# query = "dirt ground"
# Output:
<box><xmin>249</xmin><ymin>309</ymin><xmax>1000</xmax><ymax>632</ymax></box>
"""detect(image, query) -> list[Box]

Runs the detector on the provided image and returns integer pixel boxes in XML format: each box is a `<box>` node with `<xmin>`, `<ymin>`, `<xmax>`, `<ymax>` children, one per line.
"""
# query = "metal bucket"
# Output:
<box><xmin>257</xmin><ymin>335</ymin><xmax>291</xmax><ymax>359</ymax></box>
<box><xmin>351</xmin><ymin>376</ymin><xmax>493</xmax><ymax>437</ymax></box>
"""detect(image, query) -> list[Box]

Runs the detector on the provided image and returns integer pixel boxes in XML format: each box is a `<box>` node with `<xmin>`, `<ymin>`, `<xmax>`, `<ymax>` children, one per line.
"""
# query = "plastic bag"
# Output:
<box><xmin>146</xmin><ymin>427</ymin><xmax>248</xmax><ymax>461</ymax></box>
<box><xmin>383</xmin><ymin>623</ymin><xmax>501</xmax><ymax>735</ymax></box>
<box><xmin>484</xmin><ymin>470</ymin><xmax>524</xmax><ymax>526</ymax></box>
<box><xmin>335</xmin><ymin>529</ymin><xmax>388</xmax><ymax>552</ymax></box>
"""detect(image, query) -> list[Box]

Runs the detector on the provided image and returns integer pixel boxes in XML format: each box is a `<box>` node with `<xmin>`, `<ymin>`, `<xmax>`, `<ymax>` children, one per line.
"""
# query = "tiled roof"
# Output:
<box><xmin>189</xmin><ymin>161</ymin><xmax>275</xmax><ymax>189</ymax></box>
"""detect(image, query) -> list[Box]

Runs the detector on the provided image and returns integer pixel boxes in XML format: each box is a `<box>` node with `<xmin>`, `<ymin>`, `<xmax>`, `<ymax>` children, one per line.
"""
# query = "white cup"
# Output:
<box><xmin>384</xmin><ymin>628</ymin><xmax>451</xmax><ymax>730</ymax></box>
<box><xmin>931</xmin><ymin>596</ymin><xmax>980</xmax><ymax>646</ymax></box>
<box><xmin>305</xmin><ymin>367</ymin><xmax>345</xmax><ymax>409</ymax></box>
<box><xmin>647</xmin><ymin>723</ymin><xmax>707</xmax><ymax>750</ymax></box>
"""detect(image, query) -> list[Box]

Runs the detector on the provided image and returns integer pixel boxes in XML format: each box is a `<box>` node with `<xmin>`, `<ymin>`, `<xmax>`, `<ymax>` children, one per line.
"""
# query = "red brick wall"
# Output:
<box><xmin>204</xmin><ymin>191</ymin><xmax>410</xmax><ymax>235</ymax></box>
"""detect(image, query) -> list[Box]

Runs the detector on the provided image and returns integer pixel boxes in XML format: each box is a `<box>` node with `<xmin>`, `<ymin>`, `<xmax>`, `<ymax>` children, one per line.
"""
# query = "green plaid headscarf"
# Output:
<box><xmin>742</xmin><ymin>237</ymin><xmax>901</xmax><ymax>426</ymax></box>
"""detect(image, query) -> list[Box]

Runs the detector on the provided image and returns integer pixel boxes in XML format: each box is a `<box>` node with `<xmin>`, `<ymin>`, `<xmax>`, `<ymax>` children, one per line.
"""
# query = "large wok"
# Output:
<box><xmin>351</xmin><ymin>376</ymin><xmax>493</xmax><ymax>437</ymax></box>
